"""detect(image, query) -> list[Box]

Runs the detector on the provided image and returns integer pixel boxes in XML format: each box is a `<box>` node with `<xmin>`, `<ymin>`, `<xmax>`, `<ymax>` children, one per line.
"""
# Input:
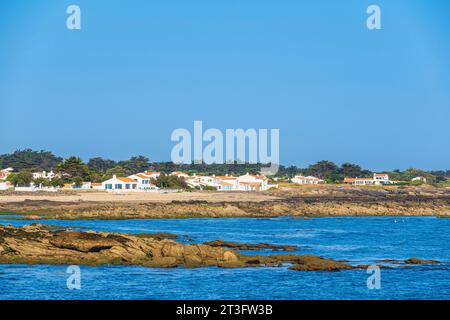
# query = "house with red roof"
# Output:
<box><xmin>344</xmin><ymin>173</ymin><xmax>391</xmax><ymax>185</ymax></box>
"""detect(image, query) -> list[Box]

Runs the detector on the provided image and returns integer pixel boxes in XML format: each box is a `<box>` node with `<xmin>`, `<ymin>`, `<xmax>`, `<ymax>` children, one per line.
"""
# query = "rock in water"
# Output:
<box><xmin>0</xmin><ymin>224</ymin><xmax>357</xmax><ymax>272</ymax></box>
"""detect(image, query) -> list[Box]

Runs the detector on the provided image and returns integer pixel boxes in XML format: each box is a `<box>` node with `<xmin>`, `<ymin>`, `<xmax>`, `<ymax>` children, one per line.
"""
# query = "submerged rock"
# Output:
<box><xmin>203</xmin><ymin>240</ymin><xmax>297</xmax><ymax>251</ymax></box>
<box><xmin>287</xmin><ymin>255</ymin><xmax>354</xmax><ymax>272</ymax></box>
<box><xmin>404</xmin><ymin>257</ymin><xmax>440</xmax><ymax>265</ymax></box>
<box><xmin>380</xmin><ymin>257</ymin><xmax>440</xmax><ymax>265</ymax></box>
<box><xmin>134</xmin><ymin>232</ymin><xmax>179</xmax><ymax>240</ymax></box>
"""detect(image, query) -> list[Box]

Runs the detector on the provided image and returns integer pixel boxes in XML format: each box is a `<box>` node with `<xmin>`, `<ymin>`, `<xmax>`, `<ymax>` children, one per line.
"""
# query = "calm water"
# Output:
<box><xmin>0</xmin><ymin>216</ymin><xmax>449</xmax><ymax>299</ymax></box>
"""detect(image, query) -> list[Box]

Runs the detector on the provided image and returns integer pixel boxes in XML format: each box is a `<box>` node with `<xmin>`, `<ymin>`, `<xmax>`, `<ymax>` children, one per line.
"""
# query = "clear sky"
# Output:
<box><xmin>1</xmin><ymin>0</ymin><xmax>449</xmax><ymax>171</ymax></box>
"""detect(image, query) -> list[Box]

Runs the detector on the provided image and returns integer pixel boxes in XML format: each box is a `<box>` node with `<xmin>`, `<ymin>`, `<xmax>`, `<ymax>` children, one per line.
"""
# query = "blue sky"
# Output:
<box><xmin>1</xmin><ymin>0</ymin><xmax>449</xmax><ymax>170</ymax></box>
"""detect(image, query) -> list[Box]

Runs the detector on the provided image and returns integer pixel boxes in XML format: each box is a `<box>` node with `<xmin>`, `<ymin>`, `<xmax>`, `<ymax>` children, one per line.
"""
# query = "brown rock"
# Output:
<box><xmin>404</xmin><ymin>257</ymin><xmax>440</xmax><ymax>265</ymax></box>
<box><xmin>204</xmin><ymin>240</ymin><xmax>297</xmax><ymax>251</ymax></box>
<box><xmin>288</xmin><ymin>254</ymin><xmax>354</xmax><ymax>272</ymax></box>
<box><xmin>0</xmin><ymin>224</ymin><xmax>399</xmax><ymax>273</ymax></box>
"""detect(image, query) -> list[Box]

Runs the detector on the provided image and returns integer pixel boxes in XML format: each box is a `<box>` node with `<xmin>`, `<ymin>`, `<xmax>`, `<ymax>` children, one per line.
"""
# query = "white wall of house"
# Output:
<box><xmin>102</xmin><ymin>175</ymin><xmax>138</xmax><ymax>192</ymax></box>
<box><xmin>291</xmin><ymin>175</ymin><xmax>324</xmax><ymax>184</ymax></box>
<box><xmin>354</xmin><ymin>179</ymin><xmax>374</xmax><ymax>185</ymax></box>
<box><xmin>373</xmin><ymin>174</ymin><xmax>390</xmax><ymax>185</ymax></box>
<box><xmin>237</xmin><ymin>173</ymin><xmax>271</xmax><ymax>191</ymax></box>
<box><xmin>128</xmin><ymin>174</ymin><xmax>159</xmax><ymax>190</ymax></box>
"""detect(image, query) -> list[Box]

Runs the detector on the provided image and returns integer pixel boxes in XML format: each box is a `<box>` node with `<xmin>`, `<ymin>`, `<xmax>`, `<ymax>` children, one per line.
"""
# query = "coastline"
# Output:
<box><xmin>0</xmin><ymin>185</ymin><xmax>449</xmax><ymax>220</ymax></box>
<box><xmin>0</xmin><ymin>223</ymin><xmax>439</xmax><ymax>270</ymax></box>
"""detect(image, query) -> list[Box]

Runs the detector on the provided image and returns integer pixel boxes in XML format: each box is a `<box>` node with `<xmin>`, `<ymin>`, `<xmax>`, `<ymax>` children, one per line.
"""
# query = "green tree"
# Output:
<box><xmin>33</xmin><ymin>177</ymin><xmax>48</xmax><ymax>188</ymax></box>
<box><xmin>50</xmin><ymin>178</ymin><xmax>65</xmax><ymax>188</ymax></box>
<box><xmin>306</xmin><ymin>161</ymin><xmax>340</xmax><ymax>181</ymax></box>
<box><xmin>6</xmin><ymin>171</ymin><xmax>33</xmax><ymax>187</ymax></box>
<box><xmin>87</xmin><ymin>157</ymin><xmax>116</xmax><ymax>173</ymax></box>
<box><xmin>87</xmin><ymin>170</ymin><xmax>107</xmax><ymax>183</ymax></box>
<box><xmin>56</xmin><ymin>157</ymin><xmax>89</xmax><ymax>181</ymax></box>
<box><xmin>106</xmin><ymin>166</ymin><xmax>129</xmax><ymax>177</ymax></box>
<box><xmin>118</xmin><ymin>156</ymin><xmax>151</xmax><ymax>174</ymax></box>
<box><xmin>340</xmin><ymin>163</ymin><xmax>364</xmax><ymax>177</ymax></box>
<box><xmin>152</xmin><ymin>174</ymin><xmax>187</xmax><ymax>189</ymax></box>
<box><xmin>0</xmin><ymin>149</ymin><xmax>62</xmax><ymax>172</ymax></box>
<box><xmin>72</xmin><ymin>176</ymin><xmax>83</xmax><ymax>188</ymax></box>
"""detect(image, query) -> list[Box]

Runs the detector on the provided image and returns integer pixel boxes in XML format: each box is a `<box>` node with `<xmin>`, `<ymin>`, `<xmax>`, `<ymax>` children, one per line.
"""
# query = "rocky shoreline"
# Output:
<box><xmin>0</xmin><ymin>185</ymin><xmax>449</xmax><ymax>220</ymax></box>
<box><xmin>0</xmin><ymin>224</ymin><xmax>442</xmax><ymax>271</ymax></box>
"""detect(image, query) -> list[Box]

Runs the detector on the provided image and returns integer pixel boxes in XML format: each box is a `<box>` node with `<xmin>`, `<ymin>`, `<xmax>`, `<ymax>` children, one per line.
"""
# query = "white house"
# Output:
<box><xmin>291</xmin><ymin>175</ymin><xmax>324</xmax><ymax>185</ymax></box>
<box><xmin>344</xmin><ymin>173</ymin><xmax>391</xmax><ymax>185</ymax></box>
<box><xmin>215</xmin><ymin>176</ymin><xmax>239</xmax><ymax>191</ymax></box>
<box><xmin>184</xmin><ymin>175</ymin><xmax>204</xmax><ymax>188</ymax></box>
<box><xmin>170</xmin><ymin>171</ymin><xmax>190</xmax><ymax>179</ymax></box>
<box><xmin>236</xmin><ymin>173</ymin><xmax>278</xmax><ymax>191</ymax></box>
<box><xmin>142</xmin><ymin>171</ymin><xmax>161</xmax><ymax>179</ymax></box>
<box><xmin>32</xmin><ymin>170</ymin><xmax>58</xmax><ymax>180</ymax></box>
<box><xmin>102</xmin><ymin>175</ymin><xmax>138</xmax><ymax>192</ymax></box>
<box><xmin>128</xmin><ymin>173</ymin><xmax>159</xmax><ymax>190</ymax></box>
<box><xmin>373</xmin><ymin>173</ymin><xmax>390</xmax><ymax>185</ymax></box>
<box><xmin>199</xmin><ymin>175</ymin><xmax>216</xmax><ymax>186</ymax></box>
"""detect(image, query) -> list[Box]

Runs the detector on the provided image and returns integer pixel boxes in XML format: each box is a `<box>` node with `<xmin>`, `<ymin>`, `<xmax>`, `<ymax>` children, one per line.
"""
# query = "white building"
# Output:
<box><xmin>184</xmin><ymin>175</ymin><xmax>204</xmax><ymax>188</ymax></box>
<box><xmin>102</xmin><ymin>175</ymin><xmax>138</xmax><ymax>192</ymax></box>
<box><xmin>373</xmin><ymin>173</ymin><xmax>390</xmax><ymax>185</ymax></box>
<box><xmin>291</xmin><ymin>175</ymin><xmax>324</xmax><ymax>185</ymax></box>
<box><xmin>215</xmin><ymin>176</ymin><xmax>240</xmax><ymax>191</ymax></box>
<box><xmin>32</xmin><ymin>170</ymin><xmax>58</xmax><ymax>180</ymax></box>
<box><xmin>128</xmin><ymin>173</ymin><xmax>159</xmax><ymax>190</ymax></box>
<box><xmin>142</xmin><ymin>171</ymin><xmax>161</xmax><ymax>180</ymax></box>
<box><xmin>236</xmin><ymin>173</ymin><xmax>278</xmax><ymax>191</ymax></box>
<box><xmin>344</xmin><ymin>173</ymin><xmax>391</xmax><ymax>185</ymax></box>
<box><xmin>170</xmin><ymin>171</ymin><xmax>190</xmax><ymax>179</ymax></box>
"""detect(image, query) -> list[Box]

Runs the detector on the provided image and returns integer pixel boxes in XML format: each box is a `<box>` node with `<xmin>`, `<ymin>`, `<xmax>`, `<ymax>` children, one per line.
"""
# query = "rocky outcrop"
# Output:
<box><xmin>0</xmin><ymin>224</ymin><xmax>357</xmax><ymax>271</ymax></box>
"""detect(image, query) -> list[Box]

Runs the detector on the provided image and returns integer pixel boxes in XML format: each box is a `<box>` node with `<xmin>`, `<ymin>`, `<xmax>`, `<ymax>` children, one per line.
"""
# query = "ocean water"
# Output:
<box><xmin>0</xmin><ymin>216</ymin><xmax>449</xmax><ymax>299</ymax></box>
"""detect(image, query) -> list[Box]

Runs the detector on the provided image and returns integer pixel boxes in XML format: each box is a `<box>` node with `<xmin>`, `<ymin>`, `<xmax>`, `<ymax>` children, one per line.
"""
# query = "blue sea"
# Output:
<box><xmin>0</xmin><ymin>216</ymin><xmax>449</xmax><ymax>299</ymax></box>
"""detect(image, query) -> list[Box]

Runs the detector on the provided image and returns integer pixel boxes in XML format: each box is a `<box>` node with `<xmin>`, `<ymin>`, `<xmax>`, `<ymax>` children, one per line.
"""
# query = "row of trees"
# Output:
<box><xmin>6</xmin><ymin>171</ymin><xmax>65</xmax><ymax>188</ymax></box>
<box><xmin>2</xmin><ymin>149</ymin><xmax>450</xmax><ymax>185</ymax></box>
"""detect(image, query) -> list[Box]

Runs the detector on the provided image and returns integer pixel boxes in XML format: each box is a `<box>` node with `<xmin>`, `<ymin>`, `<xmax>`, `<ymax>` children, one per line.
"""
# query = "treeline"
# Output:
<box><xmin>0</xmin><ymin>149</ymin><xmax>62</xmax><ymax>171</ymax></box>
<box><xmin>1</xmin><ymin>149</ymin><xmax>450</xmax><ymax>184</ymax></box>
